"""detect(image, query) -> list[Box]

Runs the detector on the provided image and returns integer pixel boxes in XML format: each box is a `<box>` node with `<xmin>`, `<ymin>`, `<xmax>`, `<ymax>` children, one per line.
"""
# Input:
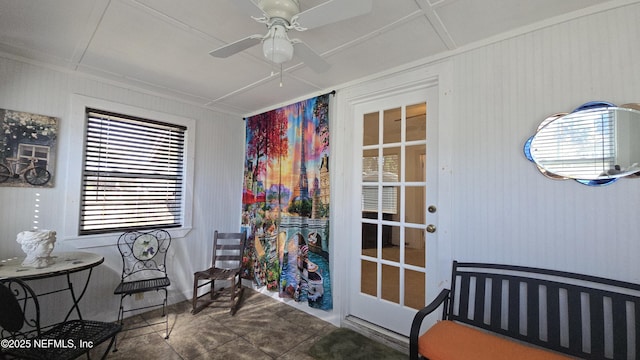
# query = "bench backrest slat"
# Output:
<box><xmin>636</xmin><ymin>298</ymin><xmax>640</xmax><ymax>359</ymax></box>
<box><xmin>566</xmin><ymin>287</ymin><xmax>583</xmax><ymax>354</ymax></box>
<box><xmin>490</xmin><ymin>275</ymin><xmax>503</xmax><ymax>331</ymax></box>
<box><xmin>508</xmin><ymin>279</ymin><xmax>519</xmax><ymax>335</ymax></box>
<box><xmin>446</xmin><ymin>261</ymin><xmax>640</xmax><ymax>359</ymax></box>
<box><xmin>526</xmin><ymin>278</ymin><xmax>541</xmax><ymax>346</ymax></box>
<box><xmin>546</xmin><ymin>282</ymin><xmax>561</xmax><ymax>348</ymax></box>
<box><xmin>590</xmin><ymin>292</ymin><xmax>606</xmax><ymax>357</ymax></box>
<box><xmin>473</xmin><ymin>273</ymin><xmax>487</xmax><ymax>325</ymax></box>
<box><xmin>613</xmin><ymin>296</ymin><xmax>628</xmax><ymax>359</ymax></box>
<box><xmin>458</xmin><ymin>275</ymin><xmax>471</xmax><ymax>321</ymax></box>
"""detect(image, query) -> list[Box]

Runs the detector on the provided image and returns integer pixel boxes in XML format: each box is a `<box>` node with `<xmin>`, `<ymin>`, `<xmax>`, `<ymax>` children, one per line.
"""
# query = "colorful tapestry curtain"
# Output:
<box><xmin>241</xmin><ymin>94</ymin><xmax>331</xmax><ymax>310</ymax></box>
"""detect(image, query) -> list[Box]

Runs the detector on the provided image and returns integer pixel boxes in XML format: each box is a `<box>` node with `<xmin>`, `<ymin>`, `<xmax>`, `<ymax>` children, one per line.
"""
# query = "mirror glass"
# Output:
<box><xmin>524</xmin><ymin>101</ymin><xmax>640</xmax><ymax>186</ymax></box>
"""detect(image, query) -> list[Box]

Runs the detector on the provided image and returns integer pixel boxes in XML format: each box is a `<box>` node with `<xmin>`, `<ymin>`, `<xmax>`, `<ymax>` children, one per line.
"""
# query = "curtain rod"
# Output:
<box><xmin>243</xmin><ymin>90</ymin><xmax>336</xmax><ymax>120</ymax></box>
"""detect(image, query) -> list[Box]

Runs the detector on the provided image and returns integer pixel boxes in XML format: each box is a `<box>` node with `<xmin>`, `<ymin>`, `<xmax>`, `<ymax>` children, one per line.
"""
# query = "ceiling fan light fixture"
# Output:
<box><xmin>212</xmin><ymin>0</ymin><xmax>371</xmax><ymax>72</ymax></box>
<box><xmin>262</xmin><ymin>24</ymin><xmax>293</xmax><ymax>64</ymax></box>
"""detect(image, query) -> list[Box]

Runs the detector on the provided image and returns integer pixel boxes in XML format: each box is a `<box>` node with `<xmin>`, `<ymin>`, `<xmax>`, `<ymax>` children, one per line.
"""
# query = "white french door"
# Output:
<box><xmin>348</xmin><ymin>85</ymin><xmax>439</xmax><ymax>336</ymax></box>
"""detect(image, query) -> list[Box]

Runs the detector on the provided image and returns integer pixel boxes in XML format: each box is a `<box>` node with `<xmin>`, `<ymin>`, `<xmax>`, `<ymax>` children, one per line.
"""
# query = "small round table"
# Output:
<box><xmin>0</xmin><ymin>251</ymin><xmax>104</xmax><ymax>322</ymax></box>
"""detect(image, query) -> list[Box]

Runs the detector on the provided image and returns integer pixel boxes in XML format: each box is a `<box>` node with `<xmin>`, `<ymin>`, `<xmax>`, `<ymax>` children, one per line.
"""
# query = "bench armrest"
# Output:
<box><xmin>409</xmin><ymin>288</ymin><xmax>450</xmax><ymax>360</ymax></box>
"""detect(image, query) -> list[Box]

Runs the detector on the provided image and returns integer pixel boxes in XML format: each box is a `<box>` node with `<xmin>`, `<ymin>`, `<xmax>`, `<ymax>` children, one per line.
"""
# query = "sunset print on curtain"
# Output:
<box><xmin>241</xmin><ymin>94</ymin><xmax>331</xmax><ymax>310</ymax></box>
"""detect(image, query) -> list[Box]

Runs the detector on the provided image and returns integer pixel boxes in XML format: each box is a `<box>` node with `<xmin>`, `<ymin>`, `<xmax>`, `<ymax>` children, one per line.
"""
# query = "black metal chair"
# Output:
<box><xmin>192</xmin><ymin>231</ymin><xmax>247</xmax><ymax>315</ymax></box>
<box><xmin>0</xmin><ymin>277</ymin><xmax>121</xmax><ymax>360</ymax></box>
<box><xmin>114</xmin><ymin>229</ymin><xmax>171</xmax><ymax>348</ymax></box>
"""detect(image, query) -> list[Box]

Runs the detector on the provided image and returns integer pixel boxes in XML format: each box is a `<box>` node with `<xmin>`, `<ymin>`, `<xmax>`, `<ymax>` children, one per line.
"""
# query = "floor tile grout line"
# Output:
<box><xmin>110</xmin><ymin>289</ymin><xmax>363</xmax><ymax>359</ymax></box>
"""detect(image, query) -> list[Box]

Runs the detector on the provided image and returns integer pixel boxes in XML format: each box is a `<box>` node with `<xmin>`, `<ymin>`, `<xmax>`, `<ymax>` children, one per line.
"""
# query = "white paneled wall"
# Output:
<box><xmin>1</xmin><ymin>0</ymin><xmax>639</xmax><ymax>328</ymax></box>
<box><xmin>447</xmin><ymin>3</ymin><xmax>640</xmax><ymax>281</ymax></box>
<box><xmin>0</xmin><ymin>57</ymin><xmax>245</xmax><ymax>321</ymax></box>
<box><xmin>331</xmin><ymin>1</ymin><xmax>640</xmax><ymax>315</ymax></box>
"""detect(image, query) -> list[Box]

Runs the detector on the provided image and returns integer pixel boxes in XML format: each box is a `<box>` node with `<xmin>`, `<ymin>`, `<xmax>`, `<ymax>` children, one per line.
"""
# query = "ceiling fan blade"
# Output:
<box><xmin>295</xmin><ymin>0</ymin><xmax>373</xmax><ymax>29</ymax></box>
<box><xmin>231</xmin><ymin>0</ymin><xmax>264</xmax><ymax>18</ymax></box>
<box><xmin>209</xmin><ymin>35</ymin><xmax>263</xmax><ymax>58</ymax></box>
<box><xmin>292</xmin><ymin>41</ymin><xmax>330</xmax><ymax>73</ymax></box>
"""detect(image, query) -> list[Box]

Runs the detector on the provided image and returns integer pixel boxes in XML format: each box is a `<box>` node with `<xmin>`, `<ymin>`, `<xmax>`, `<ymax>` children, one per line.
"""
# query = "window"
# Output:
<box><xmin>79</xmin><ymin>109</ymin><xmax>186</xmax><ymax>235</ymax></box>
<box><xmin>18</xmin><ymin>144</ymin><xmax>50</xmax><ymax>171</ymax></box>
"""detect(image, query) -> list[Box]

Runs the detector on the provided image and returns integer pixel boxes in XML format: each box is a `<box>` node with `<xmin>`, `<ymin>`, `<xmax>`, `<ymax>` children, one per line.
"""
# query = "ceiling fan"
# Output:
<box><xmin>209</xmin><ymin>0</ymin><xmax>373</xmax><ymax>73</ymax></box>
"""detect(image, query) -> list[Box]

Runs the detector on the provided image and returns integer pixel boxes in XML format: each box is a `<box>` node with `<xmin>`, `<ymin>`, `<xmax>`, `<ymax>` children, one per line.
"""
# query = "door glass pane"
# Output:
<box><xmin>381</xmin><ymin>264</ymin><xmax>399</xmax><ymax>303</ymax></box>
<box><xmin>407</xmin><ymin>103</ymin><xmax>426</xmax><ymax>141</ymax></box>
<box><xmin>362</xmin><ymin>149</ymin><xmax>378</xmax><ymax>183</ymax></box>
<box><xmin>405</xmin><ymin>186</ymin><xmax>425</xmax><ymax>224</ymax></box>
<box><xmin>380</xmin><ymin>186</ymin><xmax>399</xmax><ymax>216</ymax></box>
<box><xmin>383</xmin><ymin>108</ymin><xmax>401</xmax><ymax>144</ymax></box>
<box><xmin>361</xmin><ymin>186</ymin><xmax>379</xmax><ymax>214</ymax></box>
<box><xmin>361</xmin><ymin>260</ymin><xmax>377</xmax><ymax>296</ymax></box>
<box><xmin>381</xmin><ymin>224</ymin><xmax>400</xmax><ymax>262</ymax></box>
<box><xmin>406</xmin><ymin>145</ymin><xmax>425</xmax><ymax>182</ymax></box>
<box><xmin>405</xmin><ymin>227</ymin><xmax>425</xmax><ymax>267</ymax></box>
<box><xmin>363</xmin><ymin>112</ymin><xmax>379</xmax><ymax>146</ymax></box>
<box><xmin>382</xmin><ymin>147</ymin><xmax>401</xmax><ymax>182</ymax></box>
<box><xmin>405</xmin><ymin>269</ymin><xmax>425</xmax><ymax>309</ymax></box>
<box><xmin>361</xmin><ymin>216</ymin><xmax>378</xmax><ymax>255</ymax></box>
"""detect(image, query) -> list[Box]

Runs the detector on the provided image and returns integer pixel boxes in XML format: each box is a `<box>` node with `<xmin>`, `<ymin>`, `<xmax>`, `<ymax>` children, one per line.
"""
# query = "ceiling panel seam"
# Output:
<box><xmin>74</xmin><ymin>61</ymin><xmax>214</xmax><ymax>102</ymax></box>
<box><xmin>126</xmin><ymin>0</ymin><xmax>222</xmax><ymax>42</ymax></box>
<box><xmin>124</xmin><ymin>0</ymin><xmax>268</xmax><ymax>66</ymax></box>
<box><xmin>414</xmin><ymin>0</ymin><xmax>456</xmax><ymax>49</ymax></box>
<box><xmin>70</xmin><ymin>0</ymin><xmax>112</xmax><ymax>70</ymax></box>
<box><xmin>319</xmin><ymin>9</ymin><xmax>426</xmax><ymax>59</ymax></box>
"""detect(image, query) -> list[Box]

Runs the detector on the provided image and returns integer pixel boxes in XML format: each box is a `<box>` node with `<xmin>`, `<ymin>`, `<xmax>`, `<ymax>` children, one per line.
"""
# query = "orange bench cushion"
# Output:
<box><xmin>418</xmin><ymin>320</ymin><xmax>573</xmax><ymax>360</ymax></box>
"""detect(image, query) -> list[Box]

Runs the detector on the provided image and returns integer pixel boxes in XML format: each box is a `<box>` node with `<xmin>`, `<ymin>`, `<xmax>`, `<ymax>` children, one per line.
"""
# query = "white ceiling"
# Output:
<box><xmin>0</xmin><ymin>0</ymin><xmax>621</xmax><ymax>116</ymax></box>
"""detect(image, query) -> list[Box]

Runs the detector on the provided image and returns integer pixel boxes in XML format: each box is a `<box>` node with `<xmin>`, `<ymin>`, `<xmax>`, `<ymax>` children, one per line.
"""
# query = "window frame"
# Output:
<box><xmin>79</xmin><ymin>108</ymin><xmax>187</xmax><ymax>235</ymax></box>
<box><xmin>18</xmin><ymin>144</ymin><xmax>51</xmax><ymax>172</ymax></box>
<box><xmin>65</xmin><ymin>95</ymin><xmax>194</xmax><ymax>247</ymax></box>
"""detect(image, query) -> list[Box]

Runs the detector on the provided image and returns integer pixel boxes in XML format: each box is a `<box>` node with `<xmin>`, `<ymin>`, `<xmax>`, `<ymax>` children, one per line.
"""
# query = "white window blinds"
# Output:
<box><xmin>80</xmin><ymin>109</ymin><xmax>186</xmax><ymax>235</ymax></box>
<box><xmin>362</xmin><ymin>155</ymin><xmax>399</xmax><ymax>214</ymax></box>
<box><xmin>531</xmin><ymin>109</ymin><xmax>616</xmax><ymax>179</ymax></box>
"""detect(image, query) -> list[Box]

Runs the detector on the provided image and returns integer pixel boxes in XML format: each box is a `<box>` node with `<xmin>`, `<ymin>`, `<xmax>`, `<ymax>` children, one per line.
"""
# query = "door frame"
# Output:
<box><xmin>332</xmin><ymin>61</ymin><xmax>454</xmax><ymax>337</ymax></box>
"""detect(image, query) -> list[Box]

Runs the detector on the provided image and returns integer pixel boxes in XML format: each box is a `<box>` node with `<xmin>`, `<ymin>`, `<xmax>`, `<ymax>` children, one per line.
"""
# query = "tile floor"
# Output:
<box><xmin>91</xmin><ymin>288</ymin><xmax>374</xmax><ymax>360</ymax></box>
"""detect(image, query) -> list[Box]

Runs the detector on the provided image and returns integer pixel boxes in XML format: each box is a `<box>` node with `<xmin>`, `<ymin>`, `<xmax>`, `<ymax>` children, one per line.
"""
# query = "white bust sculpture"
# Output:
<box><xmin>16</xmin><ymin>230</ymin><xmax>56</xmax><ymax>268</ymax></box>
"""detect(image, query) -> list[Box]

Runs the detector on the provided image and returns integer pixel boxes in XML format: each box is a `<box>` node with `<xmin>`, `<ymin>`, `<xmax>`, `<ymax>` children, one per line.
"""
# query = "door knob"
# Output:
<box><xmin>426</xmin><ymin>224</ymin><xmax>436</xmax><ymax>233</ymax></box>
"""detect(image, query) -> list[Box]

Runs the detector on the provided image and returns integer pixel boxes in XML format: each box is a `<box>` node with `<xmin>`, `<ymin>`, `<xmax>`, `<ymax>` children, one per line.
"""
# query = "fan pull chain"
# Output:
<box><xmin>280</xmin><ymin>63</ymin><xmax>283</xmax><ymax>87</ymax></box>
